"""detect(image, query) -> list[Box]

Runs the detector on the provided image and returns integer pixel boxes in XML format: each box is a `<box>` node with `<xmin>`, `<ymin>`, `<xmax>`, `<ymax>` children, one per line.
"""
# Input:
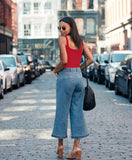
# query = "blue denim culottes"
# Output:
<box><xmin>52</xmin><ymin>68</ymin><xmax>88</xmax><ymax>139</ymax></box>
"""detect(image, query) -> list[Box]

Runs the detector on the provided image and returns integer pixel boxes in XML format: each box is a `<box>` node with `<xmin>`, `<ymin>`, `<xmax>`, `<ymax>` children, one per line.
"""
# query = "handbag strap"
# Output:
<box><xmin>85</xmin><ymin>61</ymin><xmax>89</xmax><ymax>87</ymax></box>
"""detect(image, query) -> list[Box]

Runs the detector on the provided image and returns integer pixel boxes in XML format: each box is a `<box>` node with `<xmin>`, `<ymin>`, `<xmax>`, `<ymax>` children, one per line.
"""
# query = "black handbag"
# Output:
<box><xmin>83</xmin><ymin>61</ymin><xmax>96</xmax><ymax>111</ymax></box>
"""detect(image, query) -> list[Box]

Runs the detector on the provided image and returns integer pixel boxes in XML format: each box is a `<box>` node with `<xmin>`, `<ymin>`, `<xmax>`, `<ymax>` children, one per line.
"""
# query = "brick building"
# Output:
<box><xmin>0</xmin><ymin>0</ymin><xmax>13</xmax><ymax>54</ymax></box>
<box><xmin>105</xmin><ymin>0</ymin><xmax>132</xmax><ymax>52</ymax></box>
<box><xmin>18</xmin><ymin>0</ymin><xmax>58</xmax><ymax>60</ymax></box>
<box><xmin>12</xmin><ymin>0</ymin><xmax>18</xmax><ymax>54</ymax></box>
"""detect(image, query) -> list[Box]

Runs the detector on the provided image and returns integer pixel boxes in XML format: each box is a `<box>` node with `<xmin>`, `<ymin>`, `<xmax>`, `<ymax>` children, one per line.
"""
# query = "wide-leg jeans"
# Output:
<box><xmin>52</xmin><ymin>68</ymin><xmax>88</xmax><ymax>139</ymax></box>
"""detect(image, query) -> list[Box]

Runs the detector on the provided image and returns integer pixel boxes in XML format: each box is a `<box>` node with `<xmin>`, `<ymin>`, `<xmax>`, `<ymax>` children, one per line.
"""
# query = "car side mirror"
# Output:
<box><xmin>5</xmin><ymin>68</ymin><xmax>9</xmax><ymax>71</ymax></box>
<box><xmin>122</xmin><ymin>65</ymin><xmax>127</xmax><ymax>70</ymax></box>
<box><xmin>104</xmin><ymin>60</ymin><xmax>108</xmax><ymax>63</ymax></box>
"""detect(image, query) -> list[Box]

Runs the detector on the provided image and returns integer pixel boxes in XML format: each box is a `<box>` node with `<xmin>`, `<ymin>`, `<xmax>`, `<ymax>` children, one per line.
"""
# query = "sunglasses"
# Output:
<box><xmin>58</xmin><ymin>26</ymin><xmax>66</xmax><ymax>31</ymax></box>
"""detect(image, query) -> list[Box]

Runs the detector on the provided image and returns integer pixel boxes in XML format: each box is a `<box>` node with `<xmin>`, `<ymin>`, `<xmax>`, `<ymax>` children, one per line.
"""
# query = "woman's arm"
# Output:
<box><xmin>53</xmin><ymin>36</ymin><xmax>67</xmax><ymax>75</ymax></box>
<box><xmin>80</xmin><ymin>41</ymin><xmax>94</xmax><ymax>70</ymax></box>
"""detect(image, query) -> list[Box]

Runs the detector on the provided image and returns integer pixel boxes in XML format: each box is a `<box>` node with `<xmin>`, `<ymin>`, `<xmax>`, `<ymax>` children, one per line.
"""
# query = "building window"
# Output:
<box><xmin>45</xmin><ymin>23</ymin><xmax>52</xmax><ymax>35</ymax></box>
<box><xmin>34</xmin><ymin>24</ymin><xmax>41</xmax><ymax>36</ymax></box>
<box><xmin>44</xmin><ymin>1</ymin><xmax>52</xmax><ymax>9</ymax></box>
<box><xmin>72</xmin><ymin>0</ymin><xmax>82</xmax><ymax>10</ymax></box>
<box><xmin>61</xmin><ymin>0</ymin><xmax>67</xmax><ymax>9</ymax></box>
<box><xmin>34</xmin><ymin>2</ymin><xmax>40</xmax><ymax>14</ymax></box>
<box><xmin>23</xmin><ymin>2</ymin><xmax>31</xmax><ymax>14</ymax></box>
<box><xmin>101</xmin><ymin>7</ymin><xmax>105</xmax><ymax>19</ymax></box>
<box><xmin>87</xmin><ymin>0</ymin><xmax>93</xmax><ymax>9</ymax></box>
<box><xmin>86</xmin><ymin>18</ymin><xmax>95</xmax><ymax>34</ymax></box>
<box><xmin>35</xmin><ymin>44</ymin><xmax>42</xmax><ymax>48</ymax></box>
<box><xmin>24</xmin><ymin>24</ymin><xmax>31</xmax><ymax>36</ymax></box>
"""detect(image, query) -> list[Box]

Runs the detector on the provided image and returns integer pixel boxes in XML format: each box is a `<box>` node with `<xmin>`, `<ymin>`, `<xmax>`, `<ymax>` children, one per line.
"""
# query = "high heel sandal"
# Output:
<box><xmin>56</xmin><ymin>146</ymin><xmax>64</xmax><ymax>158</ymax></box>
<box><xmin>66</xmin><ymin>150</ymin><xmax>82</xmax><ymax>160</ymax></box>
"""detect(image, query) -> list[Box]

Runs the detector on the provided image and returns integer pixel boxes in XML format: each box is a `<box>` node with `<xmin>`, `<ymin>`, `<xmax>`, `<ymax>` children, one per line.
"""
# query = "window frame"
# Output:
<box><xmin>24</xmin><ymin>24</ymin><xmax>31</xmax><ymax>36</ymax></box>
<box><xmin>23</xmin><ymin>2</ymin><xmax>31</xmax><ymax>14</ymax></box>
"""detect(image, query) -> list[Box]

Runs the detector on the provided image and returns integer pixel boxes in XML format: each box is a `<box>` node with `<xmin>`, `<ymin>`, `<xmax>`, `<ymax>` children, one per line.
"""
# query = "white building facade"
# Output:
<box><xmin>18</xmin><ymin>0</ymin><xmax>59</xmax><ymax>60</ymax></box>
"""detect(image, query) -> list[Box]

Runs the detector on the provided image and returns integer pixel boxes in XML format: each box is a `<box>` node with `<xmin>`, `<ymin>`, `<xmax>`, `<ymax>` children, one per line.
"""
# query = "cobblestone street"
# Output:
<box><xmin>0</xmin><ymin>71</ymin><xmax>132</xmax><ymax>160</ymax></box>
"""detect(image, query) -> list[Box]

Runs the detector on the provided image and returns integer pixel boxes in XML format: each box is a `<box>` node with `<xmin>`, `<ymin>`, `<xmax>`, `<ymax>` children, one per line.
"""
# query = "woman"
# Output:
<box><xmin>52</xmin><ymin>17</ymin><xmax>94</xmax><ymax>159</ymax></box>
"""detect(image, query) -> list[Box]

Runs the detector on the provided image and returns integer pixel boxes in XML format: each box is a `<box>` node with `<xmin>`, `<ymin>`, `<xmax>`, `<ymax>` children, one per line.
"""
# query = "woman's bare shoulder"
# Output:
<box><xmin>58</xmin><ymin>36</ymin><xmax>66</xmax><ymax>42</ymax></box>
<box><xmin>58</xmin><ymin>36</ymin><xmax>66</xmax><ymax>46</ymax></box>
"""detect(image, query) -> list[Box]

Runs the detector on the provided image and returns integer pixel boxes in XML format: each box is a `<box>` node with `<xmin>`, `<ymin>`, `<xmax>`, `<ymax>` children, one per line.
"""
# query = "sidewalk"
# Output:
<box><xmin>0</xmin><ymin>71</ymin><xmax>132</xmax><ymax>160</ymax></box>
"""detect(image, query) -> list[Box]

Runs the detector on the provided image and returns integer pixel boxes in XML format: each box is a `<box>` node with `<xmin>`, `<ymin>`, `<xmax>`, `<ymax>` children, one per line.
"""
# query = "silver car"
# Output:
<box><xmin>0</xmin><ymin>55</ymin><xmax>25</xmax><ymax>88</ymax></box>
<box><xmin>105</xmin><ymin>50</ymin><xmax>132</xmax><ymax>89</ymax></box>
<box><xmin>0</xmin><ymin>60</ymin><xmax>12</xmax><ymax>93</ymax></box>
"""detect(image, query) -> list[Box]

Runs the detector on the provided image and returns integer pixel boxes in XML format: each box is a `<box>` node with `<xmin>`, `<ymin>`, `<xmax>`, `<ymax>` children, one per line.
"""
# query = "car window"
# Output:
<box><xmin>46</xmin><ymin>61</ymin><xmax>50</xmax><ymax>65</ymax></box>
<box><xmin>121</xmin><ymin>59</ymin><xmax>126</xmax><ymax>65</ymax></box>
<box><xmin>0</xmin><ymin>57</ymin><xmax>16</xmax><ymax>67</ymax></box>
<box><xmin>19</xmin><ymin>56</ymin><xmax>28</xmax><ymax>65</ymax></box>
<box><xmin>93</xmin><ymin>55</ymin><xmax>98</xmax><ymax>61</ymax></box>
<box><xmin>127</xmin><ymin>59</ymin><xmax>131</xmax><ymax>70</ymax></box>
<box><xmin>111</xmin><ymin>54</ymin><xmax>129</xmax><ymax>63</ymax></box>
<box><xmin>0</xmin><ymin>64</ymin><xmax>2</xmax><ymax>70</ymax></box>
<box><xmin>99</xmin><ymin>54</ymin><xmax>109</xmax><ymax>63</ymax></box>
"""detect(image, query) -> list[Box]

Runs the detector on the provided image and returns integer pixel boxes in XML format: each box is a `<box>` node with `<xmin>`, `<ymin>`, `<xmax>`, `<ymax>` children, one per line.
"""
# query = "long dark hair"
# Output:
<box><xmin>59</xmin><ymin>17</ymin><xmax>82</xmax><ymax>49</ymax></box>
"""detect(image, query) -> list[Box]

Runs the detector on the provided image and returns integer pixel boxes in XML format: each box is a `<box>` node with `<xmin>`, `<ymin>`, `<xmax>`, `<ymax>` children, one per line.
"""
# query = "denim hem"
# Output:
<box><xmin>71</xmin><ymin>134</ymin><xmax>89</xmax><ymax>139</ymax></box>
<box><xmin>51</xmin><ymin>134</ymin><xmax>67</xmax><ymax>139</ymax></box>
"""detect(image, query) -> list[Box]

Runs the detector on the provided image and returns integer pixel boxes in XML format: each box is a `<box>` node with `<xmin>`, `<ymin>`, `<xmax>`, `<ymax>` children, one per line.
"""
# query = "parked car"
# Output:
<box><xmin>44</xmin><ymin>60</ymin><xmax>56</xmax><ymax>71</ymax></box>
<box><xmin>0</xmin><ymin>55</ymin><xmax>25</xmax><ymax>88</ymax></box>
<box><xmin>0</xmin><ymin>60</ymin><xmax>12</xmax><ymax>93</ymax></box>
<box><xmin>38</xmin><ymin>59</ymin><xmax>46</xmax><ymax>74</ymax></box>
<box><xmin>0</xmin><ymin>74</ymin><xmax>4</xmax><ymax>99</ymax></box>
<box><xmin>44</xmin><ymin>61</ymin><xmax>56</xmax><ymax>71</ymax></box>
<box><xmin>24</xmin><ymin>52</ymin><xmax>39</xmax><ymax>77</ymax></box>
<box><xmin>115</xmin><ymin>54</ymin><xmax>132</xmax><ymax>102</ymax></box>
<box><xmin>35</xmin><ymin>59</ymin><xmax>41</xmax><ymax>76</ymax></box>
<box><xmin>18</xmin><ymin>53</ymin><xmax>35</xmax><ymax>83</ymax></box>
<box><xmin>92</xmin><ymin>53</ymin><xmax>109</xmax><ymax>83</ymax></box>
<box><xmin>104</xmin><ymin>50</ymin><xmax>132</xmax><ymax>89</ymax></box>
<box><xmin>89</xmin><ymin>54</ymin><xmax>98</xmax><ymax>81</ymax></box>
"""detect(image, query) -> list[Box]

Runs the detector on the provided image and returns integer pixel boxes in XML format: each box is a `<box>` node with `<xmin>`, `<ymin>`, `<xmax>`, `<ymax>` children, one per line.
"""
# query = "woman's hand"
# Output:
<box><xmin>53</xmin><ymin>69</ymin><xmax>58</xmax><ymax>77</ymax></box>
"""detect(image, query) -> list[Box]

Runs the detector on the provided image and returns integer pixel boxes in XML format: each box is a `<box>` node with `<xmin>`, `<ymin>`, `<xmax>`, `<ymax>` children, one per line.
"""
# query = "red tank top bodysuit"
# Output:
<box><xmin>60</xmin><ymin>36</ymin><xmax>83</xmax><ymax>68</ymax></box>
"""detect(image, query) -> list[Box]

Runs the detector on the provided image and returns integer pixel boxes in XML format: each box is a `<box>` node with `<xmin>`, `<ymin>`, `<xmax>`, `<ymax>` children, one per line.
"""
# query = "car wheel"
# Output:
<box><xmin>93</xmin><ymin>74</ymin><xmax>97</xmax><ymax>82</ymax></box>
<box><xmin>97</xmin><ymin>76</ymin><xmax>101</xmax><ymax>84</ymax></box>
<box><xmin>16</xmin><ymin>78</ymin><xmax>20</xmax><ymax>88</ymax></box>
<box><xmin>89</xmin><ymin>75</ymin><xmax>93</xmax><ymax>81</ymax></box>
<box><xmin>4</xmin><ymin>80</ymin><xmax>7</xmax><ymax>94</ymax></box>
<box><xmin>128</xmin><ymin>82</ymin><xmax>132</xmax><ymax>103</ymax></box>
<box><xmin>115</xmin><ymin>78</ymin><xmax>120</xmax><ymax>95</ymax></box>
<box><xmin>22</xmin><ymin>77</ymin><xmax>25</xmax><ymax>86</ymax></box>
<box><xmin>105</xmin><ymin>79</ymin><xmax>108</xmax><ymax>87</ymax></box>
<box><xmin>28</xmin><ymin>77</ymin><xmax>32</xmax><ymax>84</ymax></box>
<box><xmin>0</xmin><ymin>82</ymin><xmax>4</xmax><ymax>99</ymax></box>
<box><xmin>108</xmin><ymin>81</ymin><xmax>113</xmax><ymax>90</ymax></box>
<box><xmin>9</xmin><ymin>81</ymin><xmax>13</xmax><ymax>92</ymax></box>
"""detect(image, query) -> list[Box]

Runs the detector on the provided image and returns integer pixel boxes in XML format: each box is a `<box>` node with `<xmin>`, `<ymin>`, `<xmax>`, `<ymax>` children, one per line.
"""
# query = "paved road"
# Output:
<box><xmin>0</xmin><ymin>71</ymin><xmax>132</xmax><ymax>160</ymax></box>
